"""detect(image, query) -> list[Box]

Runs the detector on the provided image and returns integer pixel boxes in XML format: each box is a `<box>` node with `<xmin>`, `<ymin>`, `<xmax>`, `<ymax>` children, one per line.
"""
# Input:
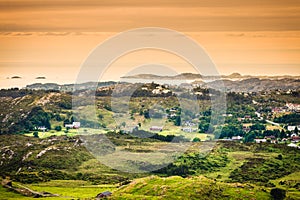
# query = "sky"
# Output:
<box><xmin>0</xmin><ymin>0</ymin><xmax>300</xmax><ymax>87</ymax></box>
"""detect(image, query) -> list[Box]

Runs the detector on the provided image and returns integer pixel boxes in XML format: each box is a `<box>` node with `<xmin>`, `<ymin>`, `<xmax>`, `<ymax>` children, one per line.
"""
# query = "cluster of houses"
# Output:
<box><xmin>220</xmin><ymin>134</ymin><xmax>299</xmax><ymax>148</ymax></box>
<box><xmin>149</xmin><ymin>85</ymin><xmax>172</xmax><ymax>95</ymax></box>
<box><xmin>148</xmin><ymin>121</ymin><xmax>199</xmax><ymax>133</ymax></box>
<box><xmin>271</xmin><ymin>103</ymin><xmax>300</xmax><ymax>114</ymax></box>
<box><xmin>181</xmin><ymin>121</ymin><xmax>198</xmax><ymax>133</ymax></box>
<box><xmin>237</xmin><ymin>115</ymin><xmax>252</xmax><ymax>122</ymax></box>
<box><xmin>254</xmin><ymin>134</ymin><xmax>300</xmax><ymax>145</ymax></box>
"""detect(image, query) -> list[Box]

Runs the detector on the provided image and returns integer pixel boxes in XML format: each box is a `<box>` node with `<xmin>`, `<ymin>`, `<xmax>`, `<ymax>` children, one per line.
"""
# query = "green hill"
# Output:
<box><xmin>111</xmin><ymin>175</ymin><xmax>271</xmax><ymax>199</ymax></box>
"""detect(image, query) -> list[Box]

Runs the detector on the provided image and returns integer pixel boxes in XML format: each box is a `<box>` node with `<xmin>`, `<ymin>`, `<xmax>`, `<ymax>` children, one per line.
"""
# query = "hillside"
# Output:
<box><xmin>25</xmin><ymin>81</ymin><xmax>116</xmax><ymax>91</ymax></box>
<box><xmin>0</xmin><ymin>83</ymin><xmax>299</xmax><ymax>199</ymax></box>
<box><xmin>0</xmin><ymin>134</ymin><xmax>299</xmax><ymax>199</ymax></box>
<box><xmin>111</xmin><ymin>175</ymin><xmax>271</xmax><ymax>199</ymax></box>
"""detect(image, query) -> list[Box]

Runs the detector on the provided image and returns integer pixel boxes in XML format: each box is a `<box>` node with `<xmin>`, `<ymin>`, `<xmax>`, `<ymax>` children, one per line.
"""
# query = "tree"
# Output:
<box><xmin>199</xmin><ymin>122</ymin><xmax>209</xmax><ymax>133</ymax></box>
<box><xmin>98</xmin><ymin>114</ymin><xmax>104</xmax><ymax>120</ymax></box>
<box><xmin>219</xmin><ymin>124</ymin><xmax>243</xmax><ymax>139</ymax></box>
<box><xmin>143</xmin><ymin>109</ymin><xmax>150</xmax><ymax>119</ymax></box>
<box><xmin>244</xmin><ymin>131</ymin><xmax>256</xmax><ymax>143</ymax></box>
<box><xmin>24</xmin><ymin>107</ymin><xmax>51</xmax><ymax>131</ymax></box>
<box><xmin>121</xmin><ymin>122</ymin><xmax>126</xmax><ymax>127</ymax></box>
<box><xmin>192</xmin><ymin>137</ymin><xmax>201</xmax><ymax>142</ymax></box>
<box><xmin>174</xmin><ymin>116</ymin><xmax>181</xmax><ymax>126</ymax></box>
<box><xmin>33</xmin><ymin>131</ymin><xmax>39</xmax><ymax>138</ymax></box>
<box><xmin>54</xmin><ymin>126</ymin><xmax>62</xmax><ymax>131</ymax></box>
<box><xmin>250</xmin><ymin>123</ymin><xmax>265</xmax><ymax>131</ymax></box>
<box><xmin>70</xmin><ymin>116</ymin><xmax>75</xmax><ymax>123</ymax></box>
<box><xmin>63</xmin><ymin>119</ymin><xmax>70</xmax><ymax>126</ymax></box>
<box><xmin>279</xmin><ymin>130</ymin><xmax>286</xmax><ymax>139</ymax></box>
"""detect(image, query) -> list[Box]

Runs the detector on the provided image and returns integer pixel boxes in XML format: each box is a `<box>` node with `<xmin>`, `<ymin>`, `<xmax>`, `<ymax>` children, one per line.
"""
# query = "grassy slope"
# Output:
<box><xmin>1</xmin><ymin>135</ymin><xmax>299</xmax><ymax>199</ymax></box>
<box><xmin>0</xmin><ymin>180</ymin><xmax>117</xmax><ymax>200</ymax></box>
<box><xmin>111</xmin><ymin>175</ymin><xmax>271</xmax><ymax>200</ymax></box>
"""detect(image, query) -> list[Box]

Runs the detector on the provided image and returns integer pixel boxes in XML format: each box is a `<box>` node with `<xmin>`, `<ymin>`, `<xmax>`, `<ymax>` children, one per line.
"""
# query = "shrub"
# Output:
<box><xmin>270</xmin><ymin>188</ymin><xmax>286</xmax><ymax>200</ymax></box>
<box><xmin>33</xmin><ymin>131</ymin><xmax>39</xmax><ymax>138</ymax></box>
<box><xmin>192</xmin><ymin>137</ymin><xmax>201</xmax><ymax>142</ymax></box>
<box><xmin>276</xmin><ymin>154</ymin><xmax>283</xmax><ymax>160</ymax></box>
<box><xmin>54</xmin><ymin>125</ymin><xmax>62</xmax><ymax>131</ymax></box>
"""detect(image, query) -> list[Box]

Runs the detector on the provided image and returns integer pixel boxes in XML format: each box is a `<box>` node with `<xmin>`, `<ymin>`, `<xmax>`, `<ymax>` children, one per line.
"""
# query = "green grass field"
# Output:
<box><xmin>0</xmin><ymin>180</ymin><xmax>117</xmax><ymax>200</ymax></box>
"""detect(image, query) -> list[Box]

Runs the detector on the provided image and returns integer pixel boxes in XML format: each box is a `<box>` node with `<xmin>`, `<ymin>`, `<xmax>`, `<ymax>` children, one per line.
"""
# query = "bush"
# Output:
<box><xmin>33</xmin><ymin>131</ymin><xmax>39</xmax><ymax>138</ymax></box>
<box><xmin>192</xmin><ymin>137</ymin><xmax>201</xmax><ymax>142</ymax></box>
<box><xmin>276</xmin><ymin>154</ymin><xmax>283</xmax><ymax>160</ymax></box>
<box><xmin>270</xmin><ymin>188</ymin><xmax>286</xmax><ymax>200</ymax></box>
<box><xmin>54</xmin><ymin>125</ymin><xmax>62</xmax><ymax>131</ymax></box>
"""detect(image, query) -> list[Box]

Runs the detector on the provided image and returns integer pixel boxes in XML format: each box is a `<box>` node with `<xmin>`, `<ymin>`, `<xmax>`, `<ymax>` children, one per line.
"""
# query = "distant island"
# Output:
<box><xmin>121</xmin><ymin>72</ymin><xmax>299</xmax><ymax>80</ymax></box>
<box><xmin>11</xmin><ymin>76</ymin><xmax>22</xmax><ymax>79</ymax></box>
<box><xmin>36</xmin><ymin>76</ymin><xmax>46</xmax><ymax>79</ymax></box>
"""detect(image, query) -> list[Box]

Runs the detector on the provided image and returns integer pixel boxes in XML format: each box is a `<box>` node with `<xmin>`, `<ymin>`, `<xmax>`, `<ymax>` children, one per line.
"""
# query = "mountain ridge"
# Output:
<box><xmin>121</xmin><ymin>72</ymin><xmax>300</xmax><ymax>80</ymax></box>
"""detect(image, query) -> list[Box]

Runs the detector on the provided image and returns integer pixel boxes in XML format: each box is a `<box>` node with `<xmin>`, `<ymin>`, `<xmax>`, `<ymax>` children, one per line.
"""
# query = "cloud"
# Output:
<box><xmin>38</xmin><ymin>32</ymin><xmax>71</xmax><ymax>36</ymax></box>
<box><xmin>0</xmin><ymin>0</ymin><xmax>300</xmax><ymax>32</ymax></box>
<box><xmin>226</xmin><ymin>33</ymin><xmax>245</xmax><ymax>37</ymax></box>
<box><xmin>0</xmin><ymin>0</ymin><xmax>299</xmax><ymax>10</ymax></box>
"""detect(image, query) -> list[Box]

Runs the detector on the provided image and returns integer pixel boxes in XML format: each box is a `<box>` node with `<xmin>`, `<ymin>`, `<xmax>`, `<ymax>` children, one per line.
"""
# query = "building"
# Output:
<box><xmin>181</xmin><ymin>127</ymin><xmax>197</xmax><ymax>133</ymax></box>
<box><xmin>254</xmin><ymin>138</ymin><xmax>267</xmax><ymax>143</ymax></box>
<box><xmin>265</xmin><ymin>136</ymin><xmax>276</xmax><ymax>140</ymax></box>
<box><xmin>65</xmin><ymin>122</ymin><xmax>81</xmax><ymax>129</ymax></box>
<box><xmin>232</xmin><ymin>136</ymin><xmax>243</xmax><ymax>141</ymax></box>
<box><xmin>292</xmin><ymin>136</ymin><xmax>300</xmax><ymax>143</ymax></box>
<box><xmin>264</xmin><ymin>136</ymin><xmax>277</xmax><ymax>143</ymax></box>
<box><xmin>72</xmin><ymin>122</ymin><xmax>81</xmax><ymax>129</ymax></box>
<box><xmin>287</xmin><ymin>125</ymin><xmax>300</xmax><ymax>132</ymax></box>
<box><xmin>65</xmin><ymin>124</ymin><xmax>74</xmax><ymax>128</ymax></box>
<box><xmin>286</xmin><ymin>103</ymin><xmax>300</xmax><ymax>111</ymax></box>
<box><xmin>38</xmin><ymin>126</ymin><xmax>47</xmax><ymax>131</ymax></box>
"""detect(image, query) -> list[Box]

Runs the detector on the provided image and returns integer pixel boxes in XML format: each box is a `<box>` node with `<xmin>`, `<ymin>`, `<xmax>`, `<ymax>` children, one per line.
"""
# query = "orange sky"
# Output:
<box><xmin>0</xmin><ymin>0</ymin><xmax>300</xmax><ymax>85</ymax></box>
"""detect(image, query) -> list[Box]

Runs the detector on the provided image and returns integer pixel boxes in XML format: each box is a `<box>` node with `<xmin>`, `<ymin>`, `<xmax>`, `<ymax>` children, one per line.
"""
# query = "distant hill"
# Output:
<box><xmin>227</xmin><ymin>72</ymin><xmax>242</xmax><ymax>78</ymax></box>
<box><xmin>204</xmin><ymin>78</ymin><xmax>300</xmax><ymax>92</ymax></box>
<box><xmin>122</xmin><ymin>73</ymin><xmax>300</xmax><ymax>92</ymax></box>
<box><xmin>122</xmin><ymin>73</ymin><xmax>202</xmax><ymax>80</ymax></box>
<box><xmin>26</xmin><ymin>81</ymin><xmax>117</xmax><ymax>91</ymax></box>
<box><xmin>121</xmin><ymin>72</ymin><xmax>299</xmax><ymax>80</ymax></box>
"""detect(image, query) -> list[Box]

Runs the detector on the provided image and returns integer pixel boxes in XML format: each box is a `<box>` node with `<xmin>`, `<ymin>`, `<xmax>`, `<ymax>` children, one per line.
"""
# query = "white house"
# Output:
<box><xmin>232</xmin><ymin>136</ymin><xmax>243</xmax><ymax>140</ymax></box>
<box><xmin>287</xmin><ymin>125</ymin><xmax>300</xmax><ymax>132</ymax></box>
<box><xmin>65</xmin><ymin>122</ymin><xmax>81</xmax><ymax>129</ymax></box>
<box><xmin>65</xmin><ymin>124</ymin><xmax>74</xmax><ymax>128</ymax></box>
<box><xmin>38</xmin><ymin>126</ymin><xmax>47</xmax><ymax>131</ymax></box>
<box><xmin>254</xmin><ymin>138</ymin><xmax>267</xmax><ymax>143</ymax></box>
<box><xmin>72</xmin><ymin>122</ymin><xmax>81</xmax><ymax>128</ymax></box>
